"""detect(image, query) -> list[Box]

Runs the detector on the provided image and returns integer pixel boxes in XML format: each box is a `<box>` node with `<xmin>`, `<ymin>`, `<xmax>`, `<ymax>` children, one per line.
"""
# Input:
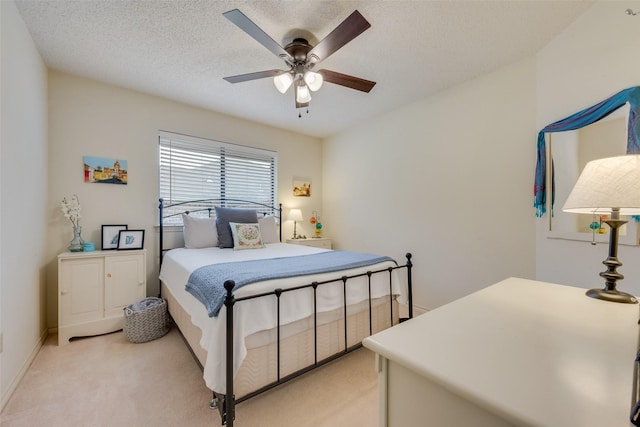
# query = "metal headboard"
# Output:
<box><xmin>158</xmin><ymin>198</ymin><xmax>283</xmax><ymax>265</ymax></box>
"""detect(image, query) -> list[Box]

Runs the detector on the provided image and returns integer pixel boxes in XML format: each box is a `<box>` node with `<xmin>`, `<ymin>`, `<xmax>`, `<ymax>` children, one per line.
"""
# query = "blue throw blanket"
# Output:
<box><xmin>186</xmin><ymin>250</ymin><xmax>396</xmax><ymax>317</ymax></box>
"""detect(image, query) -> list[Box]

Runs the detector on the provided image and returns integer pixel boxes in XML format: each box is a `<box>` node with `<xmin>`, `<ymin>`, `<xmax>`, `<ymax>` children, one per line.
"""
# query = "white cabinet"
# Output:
<box><xmin>363</xmin><ymin>278</ymin><xmax>639</xmax><ymax>427</ymax></box>
<box><xmin>285</xmin><ymin>237</ymin><xmax>332</xmax><ymax>249</ymax></box>
<box><xmin>58</xmin><ymin>249</ymin><xmax>146</xmax><ymax>345</ymax></box>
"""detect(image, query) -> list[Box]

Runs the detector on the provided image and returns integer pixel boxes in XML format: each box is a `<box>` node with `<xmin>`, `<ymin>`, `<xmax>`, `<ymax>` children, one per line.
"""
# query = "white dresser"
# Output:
<box><xmin>58</xmin><ymin>249</ymin><xmax>147</xmax><ymax>345</ymax></box>
<box><xmin>363</xmin><ymin>277</ymin><xmax>639</xmax><ymax>427</ymax></box>
<box><xmin>285</xmin><ymin>237</ymin><xmax>332</xmax><ymax>249</ymax></box>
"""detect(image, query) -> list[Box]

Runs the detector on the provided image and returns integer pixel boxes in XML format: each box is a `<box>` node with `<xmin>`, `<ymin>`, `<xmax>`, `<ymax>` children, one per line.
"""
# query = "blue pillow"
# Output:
<box><xmin>215</xmin><ymin>207</ymin><xmax>259</xmax><ymax>248</ymax></box>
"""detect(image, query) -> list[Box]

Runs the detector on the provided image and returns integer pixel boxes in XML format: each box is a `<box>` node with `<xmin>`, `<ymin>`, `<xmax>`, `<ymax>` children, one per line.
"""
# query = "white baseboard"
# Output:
<box><xmin>0</xmin><ymin>328</ymin><xmax>48</xmax><ymax>412</ymax></box>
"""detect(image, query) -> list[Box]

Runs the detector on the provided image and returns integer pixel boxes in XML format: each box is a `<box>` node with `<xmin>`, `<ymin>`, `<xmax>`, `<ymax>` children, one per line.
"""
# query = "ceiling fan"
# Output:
<box><xmin>222</xmin><ymin>9</ymin><xmax>376</xmax><ymax>112</ymax></box>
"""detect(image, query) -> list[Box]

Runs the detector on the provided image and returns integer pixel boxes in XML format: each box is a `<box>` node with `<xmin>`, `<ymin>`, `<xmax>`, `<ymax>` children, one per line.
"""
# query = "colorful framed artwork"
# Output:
<box><xmin>117</xmin><ymin>229</ymin><xmax>145</xmax><ymax>250</ymax></box>
<box><xmin>101</xmin><ymin>225</ymin><xmax>128</xmax><ymax>250</ymax></box>
<box><xmin>293</xmin><ymin>177</ymin><xmax>311</xmax><ymax>197</ymax></box>
<box><xmin>84</xmin><ymin>156</ymin><xmax>128</xmax><ymax>185</ymax></box>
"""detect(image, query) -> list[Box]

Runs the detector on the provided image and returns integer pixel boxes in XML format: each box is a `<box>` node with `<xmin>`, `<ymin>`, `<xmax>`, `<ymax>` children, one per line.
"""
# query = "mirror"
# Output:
<box><xmin>547</xmin><ymin>103</ymin><xmax>639</xmax><ymax>245</ymax></box>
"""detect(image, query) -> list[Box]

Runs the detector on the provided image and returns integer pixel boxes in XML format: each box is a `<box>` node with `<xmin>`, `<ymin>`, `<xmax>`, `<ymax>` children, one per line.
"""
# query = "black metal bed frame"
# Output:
<box><xmin>158</xmin><ymin>198</ymin><xmax>413</xmax><ymax>426</ymax></box>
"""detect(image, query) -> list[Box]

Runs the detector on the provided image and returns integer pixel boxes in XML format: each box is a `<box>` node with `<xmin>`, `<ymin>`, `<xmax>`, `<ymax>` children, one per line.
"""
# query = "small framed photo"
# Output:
<box><xmin>102</xmin><ymin>225</ymin><xmax>128</xmax><ymax>250</ymax></box>
<box><xmin>117</xmin><ymin>229</ymin><xmax>145</xmax><ymax>250</ymax></box>
<box><xmin>293</xmin><ymin>177</ymin><xmax>311</xmax><ymax>197</ymax></box>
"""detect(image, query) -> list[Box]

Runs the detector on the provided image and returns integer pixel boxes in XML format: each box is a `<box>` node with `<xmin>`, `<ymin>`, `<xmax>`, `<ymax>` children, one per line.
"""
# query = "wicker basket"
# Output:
<box><xmin>123</xmin><ymin>297</ymin><xmax>169</xmax><ymax>343</ymax></box>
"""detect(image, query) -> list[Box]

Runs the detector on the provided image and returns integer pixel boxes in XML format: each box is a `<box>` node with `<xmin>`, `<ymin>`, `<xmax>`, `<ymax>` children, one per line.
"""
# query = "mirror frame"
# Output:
<box><xmin>537</xmin><ymin>87</ymin><xmax>640</xmax><ymax>246</ymax></box>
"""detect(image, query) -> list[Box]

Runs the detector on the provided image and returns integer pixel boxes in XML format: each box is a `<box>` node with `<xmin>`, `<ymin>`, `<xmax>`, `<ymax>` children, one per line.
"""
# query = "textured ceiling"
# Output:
<box><xmin>14</xmin><ymin>0</ymin><xmax>595</xmax><ymax>138</ymax></box>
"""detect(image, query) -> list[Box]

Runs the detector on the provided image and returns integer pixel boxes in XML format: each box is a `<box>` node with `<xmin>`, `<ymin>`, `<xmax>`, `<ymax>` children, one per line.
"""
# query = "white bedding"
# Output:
<box><xmin>159</xmin><ymin>242</ymin><xmax>402</xmax><ymax>393</ymax></box>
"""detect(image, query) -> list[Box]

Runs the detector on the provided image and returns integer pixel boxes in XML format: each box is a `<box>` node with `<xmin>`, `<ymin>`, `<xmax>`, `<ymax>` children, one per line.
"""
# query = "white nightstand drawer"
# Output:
<box><xmin>286</xmin><ymin>238</ymin><xmax>332</xmax><ymax>249</ymax></box>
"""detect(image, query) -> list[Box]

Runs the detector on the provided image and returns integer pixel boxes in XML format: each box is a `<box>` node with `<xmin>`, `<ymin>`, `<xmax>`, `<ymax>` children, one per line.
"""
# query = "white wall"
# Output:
<box><xmin>0</xmin><ymin>1</ymin><xmax>49</xmax><ymax>409</ymax></box>
<box><xmin>536</xmin><ymin>1</ymin><xmax>640</xmax><ymax>293</ymax></box>
<box><xmin>46</xmin><ymin>71</ymin><xmax>323</xmax><ymax>328</ymax></box>
<box><xmin>323</xmin><ymin>57</ymin><xmax>537</xmax><ymax>310</ymax></box>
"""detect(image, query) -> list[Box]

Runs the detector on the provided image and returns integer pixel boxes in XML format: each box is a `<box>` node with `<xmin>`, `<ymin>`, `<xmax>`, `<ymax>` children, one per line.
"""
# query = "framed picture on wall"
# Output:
<box><xmin>293</xmin><ymin>177</ymin><xmax>311</xmax><ymax>197</ymax></box>
<box><xmin>101</xmin><ymin>224</ymin><xmax>128</xmax><ymax>250</ymax></box>
<box><xmin>117</xmin><ymin>229</ymin><xmax>145</xmax><ymax>250</ymax></box>
<box><xmin>84</xmin><ymin>156</ymin><xmax>128</xmax><ymax>185</ymax></box>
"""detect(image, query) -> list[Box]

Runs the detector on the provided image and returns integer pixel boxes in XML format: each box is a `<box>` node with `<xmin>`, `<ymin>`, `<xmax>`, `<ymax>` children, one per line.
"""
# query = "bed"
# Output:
<box><xmin>158</xmin><ymin>199</ymin><xmax>413</xmax><ymax>426</ymax></box>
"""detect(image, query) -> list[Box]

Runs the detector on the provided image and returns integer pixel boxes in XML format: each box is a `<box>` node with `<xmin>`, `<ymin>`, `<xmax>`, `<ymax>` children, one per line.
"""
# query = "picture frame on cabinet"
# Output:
<box><xmin>102</xmin><ymin>224</ymin><xmax>128</xmax><ymax>250</ymax></box>
<box><xmin>117</xmin><ymin>229</ymin><xmax>145</xmax><ymax>250</ymax></box>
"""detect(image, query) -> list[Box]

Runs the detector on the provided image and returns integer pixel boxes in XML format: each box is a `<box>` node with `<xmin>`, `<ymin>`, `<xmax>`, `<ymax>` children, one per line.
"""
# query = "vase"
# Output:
<box><xmin>69</xmin><ymin>226</ymin><xmax>84</xmax><ymax>252</ymax></box>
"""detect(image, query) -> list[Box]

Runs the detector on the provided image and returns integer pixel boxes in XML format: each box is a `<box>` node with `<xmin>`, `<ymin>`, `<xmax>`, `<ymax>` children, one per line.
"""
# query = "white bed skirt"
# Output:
<box><xmin>162</xmin><ymin>280</ymin><xmax>398</xmax><ymax>397</ymax></box>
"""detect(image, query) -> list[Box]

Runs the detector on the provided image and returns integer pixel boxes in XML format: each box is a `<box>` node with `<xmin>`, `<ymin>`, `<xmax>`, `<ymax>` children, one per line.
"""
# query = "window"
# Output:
<box><xmin>159</xmin><ymin>131</ymin><xmax>277</xmax><ymax>224</ymax></box>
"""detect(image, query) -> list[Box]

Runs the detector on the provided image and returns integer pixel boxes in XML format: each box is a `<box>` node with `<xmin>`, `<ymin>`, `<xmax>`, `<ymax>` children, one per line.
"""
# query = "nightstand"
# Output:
<box><xmin>286</xmin><ymin>237</ymin><xmax>332</xmax><ymax>249</ymax></box>
<box><xmin>57</xmin><ymin>249</ymin><xmax>147</xmax><ymax>345</ymax></box>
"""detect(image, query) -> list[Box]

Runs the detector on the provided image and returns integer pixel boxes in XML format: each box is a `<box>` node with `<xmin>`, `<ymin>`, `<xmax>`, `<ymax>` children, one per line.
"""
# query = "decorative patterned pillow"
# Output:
<box><xmin>182</xmin><ymin>214</ymin><xmax>218</xmax><ymax>249</ymax></box>
<box><xmin>229</xmin><ymin>222</ymin><xmax>265</xmax><ymax>250</ymax></box>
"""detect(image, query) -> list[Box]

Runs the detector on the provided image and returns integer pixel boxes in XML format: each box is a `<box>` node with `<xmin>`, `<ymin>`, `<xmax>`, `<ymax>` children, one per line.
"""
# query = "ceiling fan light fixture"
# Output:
<box><xmin>303</xmin><ymin>71</ymin><xmax>323</xmax><ymax>91</ymax></box>
<box><xmin>273</xmin><ymin>72</ymin><xmax>293</xmax><ymax>94</ymax></box>
<box><xmin>223</xmin><ymin>9</ymin><xmax>375</xmax><ymax>110</ymax></box>
<box><xmin>296</xmin><ymin>84</ymin><xmax>312</xmax><ymax>103</ymax></box>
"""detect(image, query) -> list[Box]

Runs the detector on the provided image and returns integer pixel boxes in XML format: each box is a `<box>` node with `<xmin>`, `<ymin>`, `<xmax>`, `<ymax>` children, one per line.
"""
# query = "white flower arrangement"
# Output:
<box><xmin>61</xmin><ymin>194</ymin><xmax>81</xmax><ymax>228</ymax></box>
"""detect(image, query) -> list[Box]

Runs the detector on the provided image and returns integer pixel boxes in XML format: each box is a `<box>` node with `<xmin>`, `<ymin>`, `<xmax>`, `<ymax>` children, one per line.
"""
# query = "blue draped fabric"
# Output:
<box><xmin>534</xmin><ymin>86</ymin><xmax>640</xmax><ymax>217</ymax></box>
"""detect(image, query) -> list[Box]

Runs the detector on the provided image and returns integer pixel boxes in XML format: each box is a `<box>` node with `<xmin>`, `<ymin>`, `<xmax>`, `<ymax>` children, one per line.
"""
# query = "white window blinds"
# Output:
<box><xmin>159</xmin><ymin>131</ymin><xmax>277</xmax><ymax>223</ymax></box>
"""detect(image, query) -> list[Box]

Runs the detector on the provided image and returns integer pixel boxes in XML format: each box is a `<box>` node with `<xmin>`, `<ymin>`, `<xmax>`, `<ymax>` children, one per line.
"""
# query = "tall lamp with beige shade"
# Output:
<box><xmin>563</xmin><ymin>154</ymin><xmax>640</xmax><ymax>304</ymax></box>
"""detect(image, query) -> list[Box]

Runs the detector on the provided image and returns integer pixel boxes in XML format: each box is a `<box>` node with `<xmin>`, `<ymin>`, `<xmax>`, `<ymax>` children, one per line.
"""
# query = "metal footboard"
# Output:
<box><xmin>216</xmin><ymin>254</ymin><xmax>413</xmax><ymax>426</ymax></box>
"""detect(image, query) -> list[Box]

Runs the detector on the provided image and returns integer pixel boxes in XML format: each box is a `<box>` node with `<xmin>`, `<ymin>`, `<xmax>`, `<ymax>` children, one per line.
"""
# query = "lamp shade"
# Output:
<box><xmin>304</xmin><ymin>71</ymin><xmax>323</xmax><ymax>91</ymax></box>
<box><xmin>288</xmin><ymin>208</ymin><xmax>303</xmax><ymax>222</ymax></box>
<box><xmin>563</xmin><ymin>154</ymin><xmax>640</xmax><ymax>215</ymax></box>
<box><xmin>274</xmin><ymin>73</ymin><xmax>293</xmax><ymax>94</ymax></box>
<box><xmin>296</xmin><ymin>84</ymin><xmax>311</xmax><ymax>103</ymax></box>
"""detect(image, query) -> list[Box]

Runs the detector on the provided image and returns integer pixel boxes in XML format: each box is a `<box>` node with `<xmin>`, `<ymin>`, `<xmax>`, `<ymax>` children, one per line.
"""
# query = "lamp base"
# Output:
<box><xmin>585</xmin><ymin>288</ymin><xmax>638</xmax><ymax>304</ymax></box>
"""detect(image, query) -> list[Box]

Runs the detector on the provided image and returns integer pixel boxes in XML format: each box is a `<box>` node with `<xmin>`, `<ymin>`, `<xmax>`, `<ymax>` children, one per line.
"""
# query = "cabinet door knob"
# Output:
<box><xmin>106</xmin><ymin>273</ymin><xmax>112</xmax><ymax>278</ymax></box>
<box><xmin>61</xmin><ymin>290</ymin><xmax>69</xmax><ymax>295</ymax></box>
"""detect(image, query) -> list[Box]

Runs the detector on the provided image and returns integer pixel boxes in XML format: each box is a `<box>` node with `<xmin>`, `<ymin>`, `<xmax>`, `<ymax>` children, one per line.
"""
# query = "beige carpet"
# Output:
<box><xmin>0</xmin><ymin>327</ymin><xmax>379</xmax><ymax>427</ymax></box>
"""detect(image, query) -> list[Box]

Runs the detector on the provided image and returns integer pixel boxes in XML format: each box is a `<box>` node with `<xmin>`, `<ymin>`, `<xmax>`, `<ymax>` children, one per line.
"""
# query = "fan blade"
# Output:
<box><xmin>223</xmin><ymin>69</ymin><xmax>285</xmax><ymax>84</ymax></box>
<box><xmin>318</xmin><ymin>70</ymin><xmax>376</xmax><ymax>93</ymax></box>
<box><xmin>307</xmin><ymin>10</ymin><xmax>371</xmax><ymax>64</ymax></box>
<box><xmin>223</xmin><ymin>9</ymin><xmax>292</xmax><ymax>62</ymax></box>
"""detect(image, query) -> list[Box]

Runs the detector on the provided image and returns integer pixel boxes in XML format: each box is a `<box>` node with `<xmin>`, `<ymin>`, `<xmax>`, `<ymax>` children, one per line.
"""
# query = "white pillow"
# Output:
<box><xmin>182</xmin><ymin>214</ymin><xmax>218</xmax><ymax>249</ymax></box>
<box><xmin>258</xmin><ymin>216</ymin><xmax>279</xmax><ymax>243</ymax></box>
<box><xmin>229</xmin><ymin>222</ymin><xmax>264</xmax><ymax>250</ymax></box>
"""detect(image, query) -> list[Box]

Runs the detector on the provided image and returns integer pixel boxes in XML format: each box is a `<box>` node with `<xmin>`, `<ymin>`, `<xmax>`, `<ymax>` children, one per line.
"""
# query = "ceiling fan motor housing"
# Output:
<box><xmin>285</xmin><ymin>38</ymin><xmax>315</xmax><ymax>66</ymax></box>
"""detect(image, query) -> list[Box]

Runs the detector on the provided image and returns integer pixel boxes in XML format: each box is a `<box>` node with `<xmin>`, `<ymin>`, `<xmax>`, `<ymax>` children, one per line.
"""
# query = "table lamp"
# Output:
<box><xmin>563</xmin><ymin>154</ymin><xmax>640</xmax><ymax>304</ymax></box>
<box><xmin>288</xmin><ymin>208</ymin><xmax>304</xmax><ymax>239</ymax></box>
